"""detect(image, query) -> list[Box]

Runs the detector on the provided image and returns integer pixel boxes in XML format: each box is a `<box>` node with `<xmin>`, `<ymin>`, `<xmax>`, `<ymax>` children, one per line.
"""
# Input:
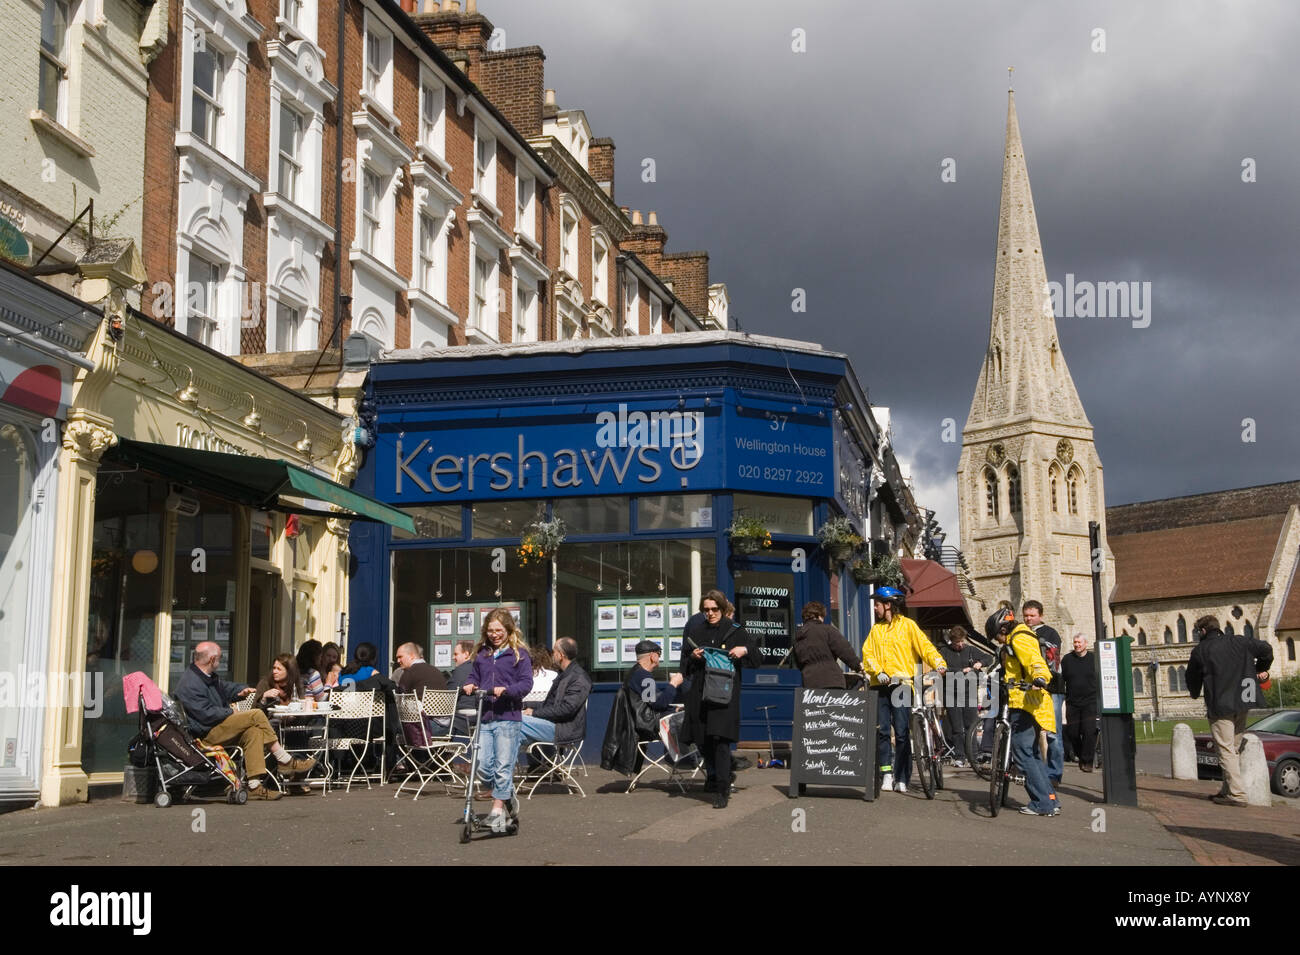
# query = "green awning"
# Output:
<box><xmin>106</xmin><ymin>438</ymin><xmax>415</xmax><ymax>533</ymax></box>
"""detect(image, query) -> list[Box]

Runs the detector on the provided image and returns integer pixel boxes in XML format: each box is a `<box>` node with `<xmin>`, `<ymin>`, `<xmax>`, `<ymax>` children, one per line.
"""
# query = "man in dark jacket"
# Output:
<box><xmin>395</xmin><ymin>642</ymin><xmax>447</xmax><ymax>695</ymax></box>
<box><xmin>791</xmin><ymin>602</ymin><xmax>861</xmax><ymax>689</ymax></box>
<box><xmin>173</xmin><ymin>642</ymin><xmax>314</xmax><ymax>798</ymax></box>
<box><xmin>1060</xmin><ymin>633</ymin><xmax>1099</xmax><ymax>771</ymax></box>
<box><xmin>520</xmin><ymin>638</ymin><xmax>592</xmax><ymax>747</ymax></box>
<box><xmin>679</xmin><ymin>589</ymin><xmax>761</xmax><ymax>808</ymax></box>
<box><xmin>1187</xmin><ymin>615</ymin><xmax>1273</xmax><ymax>806</ymax></box>
<box><xmin>1023</xmin><ymin>600</ymin><xmax>1065</xmax><ymax>782</ymax></box>
<box><xmin>937</xmin><ymin>625</ymin><xmax>990</xmax><ymax>766</ymax></box>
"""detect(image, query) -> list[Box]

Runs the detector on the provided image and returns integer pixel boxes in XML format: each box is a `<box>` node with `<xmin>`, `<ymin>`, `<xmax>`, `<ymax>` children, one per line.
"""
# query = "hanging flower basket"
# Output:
<box><xmin>847</xmin><ymin>556</ymin><xmax>876</xmax><ymax>586</ymax></box>
<box><xmin>727</xmin><ymin>515</ymin><xmax>772</xmax><ymax>555</ymax></box>
<box><xmin>816</xmin><ymin>517</ymin><xmax>864</xmax><ymax>566</ymax></box>
<box><xmin>518</xmin><ymin>517</ymin><xmax>566</xmax><ymax>566</ymax></box>
<box><xmin>868</xmin><ymin>553</ymin><xmax>906</xmax><ymax>590</ymax></box>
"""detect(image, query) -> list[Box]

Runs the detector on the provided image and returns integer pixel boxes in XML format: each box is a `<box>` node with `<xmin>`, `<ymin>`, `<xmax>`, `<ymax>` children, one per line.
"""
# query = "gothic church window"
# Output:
<box><xmin>984</xmin><ymin>469</ymin><xmax>999</xmax><ymax>521</ymax></box>
<box><xmin>1007</xmin><ymin>464</ymin><xmax>1021</xmax><ymax>515</ymax></box>
<box><xmin>1137</xmin><ymin>628</ymin><xmax>1146</xmax><ymax>646</ymax></box>
<box><xmin>1164</xmin><ymin>626</ymin><xmax>1173</xmax><ymax>644</ymax></box>
<box><xmin>1132</xmin><ymin>668</ymin><xmax>1144</xmax><ymax>693</ymax></box>
<box><xmin>1244</xmin><ymin>621</ymin><xmax>1253</xmax><ymax>639</ymax></box>
<box><xmin>1067</xmin><ymin>466</ymin><xmax>1082</xmax><ymax>516</ymax></box>
<box><xmin>1178</xmin><ymin>616</ymin><xmax>1187</xmax><ymax>643</ymax></box>
<box><xmin>1049</xmin><ymin>463</ymin><xmax>1061</xmax><ymax>513</ymax></box>
<box><xmin>1288</xmin><ymin>638</ymin><xmax>1295</xmax><ymax>662</ymax></box>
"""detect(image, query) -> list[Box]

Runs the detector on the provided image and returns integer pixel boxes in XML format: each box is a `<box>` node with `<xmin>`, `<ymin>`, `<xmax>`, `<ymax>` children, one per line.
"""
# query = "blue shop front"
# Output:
<box><xmin>349</xmin><ymin>332</ymin><xmax>896</xmax><ymax>761</ymax></box>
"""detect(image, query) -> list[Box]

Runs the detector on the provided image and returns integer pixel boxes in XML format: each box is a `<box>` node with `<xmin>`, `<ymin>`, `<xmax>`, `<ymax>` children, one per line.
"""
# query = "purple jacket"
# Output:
<box><xmin>467</xmin><ymin>646</ymin><xmax>533</xmax><ymax>722</ymax></box>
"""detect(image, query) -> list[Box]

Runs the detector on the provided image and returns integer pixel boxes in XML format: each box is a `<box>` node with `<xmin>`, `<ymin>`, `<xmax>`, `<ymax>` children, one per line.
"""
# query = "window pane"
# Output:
<box><xmin>392</xmin><ymin>504</ymin><xmax>463</xmax><ymax>541</ymax></box>
<box><xmin>553</xmin><ymin>496</ymin><xmax>629</xmax><ymax>536</ymax></box>
<box><xmin>636</xmin><ymin>494</ymin><xmax>714</xmax><ymax>531</ymax></box>
<box><xmin>471</xmin><ymin>500</ymin><xmax>542</xmax><ymax>540</ymax></box>
<box><xmin>275</xmin><ymin>303</ymin><xmax>299</xmax><ymax>351</ymax></box>
<box><xmin>279</xmin><ymin>104</ymin><xmax>300</xmax><ymax>157</ymax></box>
<box><xmin>732</xmin><ymin>493</ymin><xmax>814</xmax><ymax>535</ymax></box>
<box><xmin>38</xmin><ymin>56</ymin><xmax>61</xmax><ymax>115</ymax></box>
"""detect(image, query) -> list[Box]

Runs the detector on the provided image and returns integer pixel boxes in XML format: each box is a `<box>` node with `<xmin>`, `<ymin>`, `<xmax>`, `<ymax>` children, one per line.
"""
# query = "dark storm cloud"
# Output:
<box><xmin>487</xmin><ymin>0</ymin><xmax>1300</xmax><ymax>543</ymax></box>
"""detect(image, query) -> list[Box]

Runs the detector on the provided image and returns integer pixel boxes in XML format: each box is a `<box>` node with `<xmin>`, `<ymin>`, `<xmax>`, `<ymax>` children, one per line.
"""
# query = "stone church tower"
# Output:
<box><xmin>957</xmin><ymin>90</ymin><xmax>1113</xmax><ymax>636</ymax></box>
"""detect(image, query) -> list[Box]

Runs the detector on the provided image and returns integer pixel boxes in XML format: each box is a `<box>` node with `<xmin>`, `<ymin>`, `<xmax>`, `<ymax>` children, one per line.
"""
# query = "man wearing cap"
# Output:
<box><xmin>626</xmin><ymin>639</ymin><xmax>684</xmax><ymax>713</ymax></box>
<box><xmin>861</xmin><ymin>586</ymin><xmax>946</xmax><ymax>794</ymax></box>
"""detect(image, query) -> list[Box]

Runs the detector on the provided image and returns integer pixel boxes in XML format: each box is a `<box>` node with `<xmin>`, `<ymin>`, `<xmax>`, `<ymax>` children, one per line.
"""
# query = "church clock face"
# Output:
<box><xmin>987</xmin><ymin>443</ymin><xmax>1005</xmax><ymax>467</ymax></box>
<box><xmin>1056</xmin><ymin>438</ymin><xmax>1074</xmax><ymax>465</ymax></box>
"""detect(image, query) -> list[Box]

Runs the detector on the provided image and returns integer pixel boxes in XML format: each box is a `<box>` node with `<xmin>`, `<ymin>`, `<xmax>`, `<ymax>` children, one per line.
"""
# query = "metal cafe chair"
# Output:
<box><xmin>392</xmin><ymin>690</ymin><xmax>467</xmax><ymax>800</ymax></box>
<box><xmin>324</xmin><ymin>689</ymin><xmax>381</xmax><ymax>793</ymax></box>
<box><xmin>521</xmin><ymin>702</ymin><xmax>589</xmax><ymax>799</ymax></box>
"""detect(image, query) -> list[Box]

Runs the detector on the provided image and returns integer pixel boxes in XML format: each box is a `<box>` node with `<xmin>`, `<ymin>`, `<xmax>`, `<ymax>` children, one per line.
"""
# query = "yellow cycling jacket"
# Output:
<box><xmin>861</xmin><ymin>615</ymin><xmax>946</xmax><ymax>687</ymax></box>
<box><xmin>1003</xmin><ymin>624</ymin><xmax>1055</xmax><ymax>732</ymax></box>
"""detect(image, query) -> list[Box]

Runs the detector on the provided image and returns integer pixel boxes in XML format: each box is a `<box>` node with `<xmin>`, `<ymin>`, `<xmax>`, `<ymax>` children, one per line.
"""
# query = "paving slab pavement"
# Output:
<box><xmin>0</xmin><ymin>761</ymin><xmax>1201</xmax><ymax>867</ymax></box>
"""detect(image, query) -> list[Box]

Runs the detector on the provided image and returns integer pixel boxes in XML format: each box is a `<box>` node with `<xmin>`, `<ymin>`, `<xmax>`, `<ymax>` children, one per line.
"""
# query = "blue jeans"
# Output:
<box><xmin>1048</xmin><ymin>694</ymin><xmax>1065</xmax><ymax>783</ymax></box>
<box><xmin>1010</xmin><ymin>709</ymin><xmax>1056</xmax><ymax>814</ymax></box>
<box><xmin>477</xmin><ymin>719</ymin><xmax>522</xmax><ymax>801</ymax></box>
<box><xmin>519</xmin><ymin>714</ymin><xmax>556</xmax><ymax>752</ymax></box>
<box><xmin>877</xmin><ymin>689</ymin><xmax>912</xmax><ymax>786</ymax></box>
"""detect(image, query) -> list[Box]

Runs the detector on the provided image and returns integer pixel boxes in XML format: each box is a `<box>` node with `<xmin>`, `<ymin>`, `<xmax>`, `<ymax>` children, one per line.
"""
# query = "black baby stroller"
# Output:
<box><xmin>126</xmin><ymin>673</ymin><xmax>247</xmax><ymax>807</ymax></box>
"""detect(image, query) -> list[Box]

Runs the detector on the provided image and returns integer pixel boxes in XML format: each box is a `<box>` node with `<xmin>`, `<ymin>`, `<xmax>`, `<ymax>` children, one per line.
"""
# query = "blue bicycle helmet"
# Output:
<box><xmin>873</xmin><ymin>586</ymin><xmax>905</xmax><ymax>603</ymax></box>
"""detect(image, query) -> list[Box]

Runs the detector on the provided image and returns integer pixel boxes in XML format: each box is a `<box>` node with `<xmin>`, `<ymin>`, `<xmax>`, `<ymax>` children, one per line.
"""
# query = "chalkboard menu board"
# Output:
<box><xmin>788</xmin><ymin>687</ymin><xmax>878</xmax><ymax>801</ymax></box>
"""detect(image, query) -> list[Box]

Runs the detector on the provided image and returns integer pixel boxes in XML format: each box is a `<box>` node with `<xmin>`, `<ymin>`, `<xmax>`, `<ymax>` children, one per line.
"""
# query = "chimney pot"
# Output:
<box><xmin>466</xmin><ymin>0</ymin><xmax>477</xmax><ymax>11</ymax></box>
<box><xmin>544</xmin><ymin>88</ymin><xmax>557</xmax><ymax>107</ymax></box>
<box><xmin>648</xmin><ymin>211</ymin><xmax>659</xmax><ymax>226</ymax></box>
<box><xmin>631</xmin><ymin>210</ymin><xmax>643</xmax><ymax>225</ymax></box>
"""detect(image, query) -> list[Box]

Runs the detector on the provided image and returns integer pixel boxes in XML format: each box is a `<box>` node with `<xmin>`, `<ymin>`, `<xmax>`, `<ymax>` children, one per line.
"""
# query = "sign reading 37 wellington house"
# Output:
<box><xmin>378</xmin><ymin>392</ymin><xmax>835</xmax><ymax>502</ymax></box>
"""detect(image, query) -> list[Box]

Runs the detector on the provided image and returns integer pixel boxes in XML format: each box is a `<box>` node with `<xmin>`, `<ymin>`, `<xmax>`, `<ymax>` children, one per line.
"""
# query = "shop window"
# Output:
<box><xmin>393</xmin><ymin>547</ymin><xmax>546</xmax><ymax>665</ymax></box>
<box><xmin>392</xmin><ymin>504</ymin><xmax>463</xmax><ymax>541</ymax></box>
<box><xmin>554</xmin><ymin>496</ymin><xmax>629</xmax><ymax>536</ymax></box>
<box><xmin>636</xmin><ymin>494</ymin><xmax>714</xmax><ymax>532</ymax></box>
<box><xmin>83</xmin><ymin>471</ymin><xmax>168</xmax><ymax>775</ymax></box>
<box><xmin>731</xmin><ymin>493</ymin><xmax>813</xmax><ymax>536</ymax></box>
<box><xmin>556</xmin><ymin>540</ymin><xmax>716</xmax><ymax>678</ymax></box>
<box><xmin>471</xmin><ymin>500</ymin><xmax>543</xmax><ymax>540</ymax></box>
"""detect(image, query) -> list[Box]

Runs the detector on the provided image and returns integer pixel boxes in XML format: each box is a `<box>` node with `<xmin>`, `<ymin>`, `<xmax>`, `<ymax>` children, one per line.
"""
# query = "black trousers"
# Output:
<box><xmin>1066</xmin><ymin>703</ymin><xmax>1099</xmax><ymax>764</ymax></box>
<box><xmin>943</xmin><ymin>706</ymin><xmax>975</xmax><ymax>752</ymax></box>
<box><xmin>701</xmin><ymin>737</ymin><xmax>732</xmax><ymax>786</ymax></box>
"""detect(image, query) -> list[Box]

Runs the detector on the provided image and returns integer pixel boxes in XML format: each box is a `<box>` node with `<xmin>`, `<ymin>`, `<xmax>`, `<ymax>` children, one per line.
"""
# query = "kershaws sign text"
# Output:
<box><xmin>375</xmin><ymin>393</ymin><xmax>834</xmax><ymax>503</ymax></box>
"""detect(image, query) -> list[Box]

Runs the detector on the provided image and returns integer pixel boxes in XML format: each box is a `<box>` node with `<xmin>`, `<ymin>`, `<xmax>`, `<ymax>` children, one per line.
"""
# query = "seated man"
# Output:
<box><xmin>445</xmin><ymin>640</ymin><xmax>475</xmax><ymax>692</ymax></box>
<box><xmin>396</xmin><ymin>642</ymin><xmax>448</xmax><ymax>696</ymax></box>
<box><xmin>520</xmin><ymin>638</ymin><xmax>593</xmax><ymax>751</ymax></box>
<box><xmin>174</xmin><ymin>642</ymin><xmax>315</xmax><ymax>800</ymax></box>
<box><xmin>625</xmin><ymin>639</ymin><xmax>683</xmax><ymax>717</ymax></box>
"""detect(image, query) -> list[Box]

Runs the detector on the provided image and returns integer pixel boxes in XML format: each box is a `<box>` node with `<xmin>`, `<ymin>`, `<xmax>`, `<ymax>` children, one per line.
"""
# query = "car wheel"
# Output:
<box><xmin>1273</xmin><ymin>758</ymin><xmax>1300</xmax><ymax>799</ymax></box>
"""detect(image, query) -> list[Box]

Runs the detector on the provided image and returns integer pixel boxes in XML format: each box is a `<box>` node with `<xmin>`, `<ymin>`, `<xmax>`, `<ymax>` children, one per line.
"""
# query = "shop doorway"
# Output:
<box><xmin>731</xmin><ymin>559</ymin><xmax>806</xmax><ymax>667</ymax></box>
<box><xmin>246</xmin><ymin>569</ymin><xmax>280</xmax><ymax>686</ymax></box>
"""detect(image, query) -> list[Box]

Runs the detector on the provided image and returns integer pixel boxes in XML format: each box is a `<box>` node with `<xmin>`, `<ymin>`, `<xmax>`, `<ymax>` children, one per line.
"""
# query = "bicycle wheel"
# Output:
<box><xmin>967</xmin><ymin>720</ymin><xmax>992</xmax><ymax>780</ymax></box>
<box><xmin>912</xmin><ymin>712</ymin><xmax>935</xmax><ymax>799</ymax></box>
<box><xmin>989</xmin><ymin>723</ymin><xmax>1010</xmax><ymax>817</ymax></box>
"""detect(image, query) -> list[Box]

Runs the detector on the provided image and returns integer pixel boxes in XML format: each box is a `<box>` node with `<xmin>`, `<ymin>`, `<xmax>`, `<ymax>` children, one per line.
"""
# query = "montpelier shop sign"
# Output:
<box><xmin>377</xmin><ymin>392</ymin><xmax>835</xmax><ymax>504</ymax></box>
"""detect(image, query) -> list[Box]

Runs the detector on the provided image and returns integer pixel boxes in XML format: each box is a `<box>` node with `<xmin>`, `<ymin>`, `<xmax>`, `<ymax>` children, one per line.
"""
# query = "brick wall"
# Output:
<box><xmin>479</xmin><ymin>47</ymin><xmax>545</xmax><ymax>138</ymax></box>
<box><xmin>659</xmin><ymin>251</ymin><xmax>709</xmax><ymax>318</ymax></box>
<box><xmin>588</xmin><ymin>137</ymin><xmax>614</xmax><ymax>197</ymax></box>
<box><xmin>140</xmin><ymin>0</ymin><xmax>181</xmax><ymax>325</ymax></box>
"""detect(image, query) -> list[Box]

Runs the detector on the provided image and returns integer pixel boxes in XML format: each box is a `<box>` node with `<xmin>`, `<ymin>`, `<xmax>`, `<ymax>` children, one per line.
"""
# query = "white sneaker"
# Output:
<box><xmin>895</xmin><ymin>781</ymin><xmax>908</xmax><ymax>794</ymax></box>
<box><xmin>880</xmin><ymin>772</ymin><xmax>894</xmax><ymax>791</ymax></box>
<box><xmin>487</xmin><ymin>808</ymin><xmax>508</xmax><ymax>833</ymax></box>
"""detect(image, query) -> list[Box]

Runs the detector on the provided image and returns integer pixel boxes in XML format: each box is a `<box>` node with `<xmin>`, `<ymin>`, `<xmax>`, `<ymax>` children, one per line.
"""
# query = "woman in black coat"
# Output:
<box><xmin>679</xmin><ymin>589</ymin><xmax>761</xmax><ymax>808</ymax></box>
<box><xmin>791</xmin><ymin>602</ymin><xmax>862</xmax><ymax>689</ymax></box>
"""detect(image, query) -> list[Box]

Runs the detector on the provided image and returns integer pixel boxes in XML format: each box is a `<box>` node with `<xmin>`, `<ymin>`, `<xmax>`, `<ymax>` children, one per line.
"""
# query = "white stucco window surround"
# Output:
<box><xmin>558</xmin><ymin>195</ymin><xmax>580</xmax><ymax>283</ymax></box>
<box><xmin>649</xmin><ymin>296</ymin><xmax>663</xmax><ymax>334</ymax></box>
<box><xmin>467</xmin><ymin>208</ymin><xmax>510</xmax><ymax>344</ymax></box>
<box><xmin>472</xmin><ymin>120</ymin><xmax>500</xmax><ymax>219</ymax></box>
<box><xmin>590</xmin><ymin>228</ymin><xmax>610</xmax><ymax>306</ymax></box>
<box><xmin>175</xmin><ymin>231</ymin><xmax>248</xmax><ymax>356</ymax></box>
<box><xmin>512</xmin><ymin>273</ymin><xmax>539</xmax><ymax>344</ymax></box>
<box><xmin>623</xmin><ymin>275</ymin><xmax>639</xmax><ymax>335</ymax></box>
<box><xmin>267</xmin><ymin>38</ymin><xmax>334</xmax><ymax>215</ymax></box>
<box><xmin>361</xmin><ymin>12</ymin><xmax>397</xmax><ymax>123</ymax></box>
<box><xmin>348</xmin><ymin>115</ymin><xmax>407</xmax><ymax>350</ymax></box>
<box><xmin>408</xmin><ymin>159</ymin><xmax>463</xmax><ymax>348</ymax></box>
<box><xmin>275</xmin><ymin>0</ymin><xmax>319</xmax><ymax>49</ymax></box>
<box><xmin>179</xmin><ymin>0</ymin><xmax>260</xmax><ymax>168</ymax></box>
<box><xmin>417</xmin><ymin>69</ymin><xmax>449</xmax><ymax>173</ymax></box>
<box><xmin>265</xmin><ymin>246</ymin><xmax>322</xmax><ymax>352</ymax></box>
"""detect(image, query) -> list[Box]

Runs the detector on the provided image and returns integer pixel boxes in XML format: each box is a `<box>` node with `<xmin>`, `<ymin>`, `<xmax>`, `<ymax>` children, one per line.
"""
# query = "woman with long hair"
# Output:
<box><xmin>253</xmin><ymin>652</ymin><xmax>304</xmax><ymax>709</ymax></box>
<box><xmin>523</xmin><ymin>643</ymin><xmax>557</xmax><ymax>704</ymax></box>
<box><xmin>462</xmin><ymin>609</ymin><xmax>533</xmax><ymax>831</ymax></box>
<box><xmin>318</xmin><ymin>642</ymin><xmax>342</xmax><ymax>688</ymax></box>
<box><xmin>296</xmin><ymin>639</ymin><xmax>325</xmax><ymax>700</ymax></box>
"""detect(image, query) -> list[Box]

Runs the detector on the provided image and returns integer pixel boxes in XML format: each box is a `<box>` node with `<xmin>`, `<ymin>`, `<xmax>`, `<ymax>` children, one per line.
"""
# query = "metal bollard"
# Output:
<box><xmin>1170</xmin><ymin>722</ymin><xmax>1197</xmax><ymax>780</ymax></box>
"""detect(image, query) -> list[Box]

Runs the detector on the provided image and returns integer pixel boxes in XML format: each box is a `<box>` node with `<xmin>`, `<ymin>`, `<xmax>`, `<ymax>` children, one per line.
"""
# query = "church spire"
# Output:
<box><xmin>965</xmin><ymin>90</ymin><xmax>1089</xmax><ymax>430</ymax></box>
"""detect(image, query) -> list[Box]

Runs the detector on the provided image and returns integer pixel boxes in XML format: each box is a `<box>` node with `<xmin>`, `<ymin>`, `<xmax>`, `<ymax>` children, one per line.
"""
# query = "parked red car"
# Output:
<box><xmin>1194</xmin><ymin>709</ymin><xmax>1300</xmax><ymax>798</ymax></box>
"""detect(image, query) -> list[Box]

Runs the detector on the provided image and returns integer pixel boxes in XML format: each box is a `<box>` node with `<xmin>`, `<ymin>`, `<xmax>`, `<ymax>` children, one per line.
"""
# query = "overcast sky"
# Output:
<box><xmin>486</xmin><ymin>0</ymin><xmax>1300</xmax><ymax>547</ymax></box>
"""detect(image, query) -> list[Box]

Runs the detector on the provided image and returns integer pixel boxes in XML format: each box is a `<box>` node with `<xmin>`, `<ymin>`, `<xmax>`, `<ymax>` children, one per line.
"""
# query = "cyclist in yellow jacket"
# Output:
<box><xmin>985</xmin><ymin>607</ymin><xmax>1059</xmax><ymax>816</ymax></box>
<box><xmin>861</xmin><ymin>587</ymin><xmax>946</xmax><ymax>793</ymax></box>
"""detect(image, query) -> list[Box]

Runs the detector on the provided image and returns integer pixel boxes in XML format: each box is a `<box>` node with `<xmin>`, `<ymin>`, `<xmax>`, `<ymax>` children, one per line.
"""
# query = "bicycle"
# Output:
<box><xmin>986</xmin><ymin>667</ymin><xmax>1042</xmax><ymax>817</ymax></box>
<box><xmin>910</xmin><ymin>674</ymin><xmax>948</xmax><ymax>799</ymax></box>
